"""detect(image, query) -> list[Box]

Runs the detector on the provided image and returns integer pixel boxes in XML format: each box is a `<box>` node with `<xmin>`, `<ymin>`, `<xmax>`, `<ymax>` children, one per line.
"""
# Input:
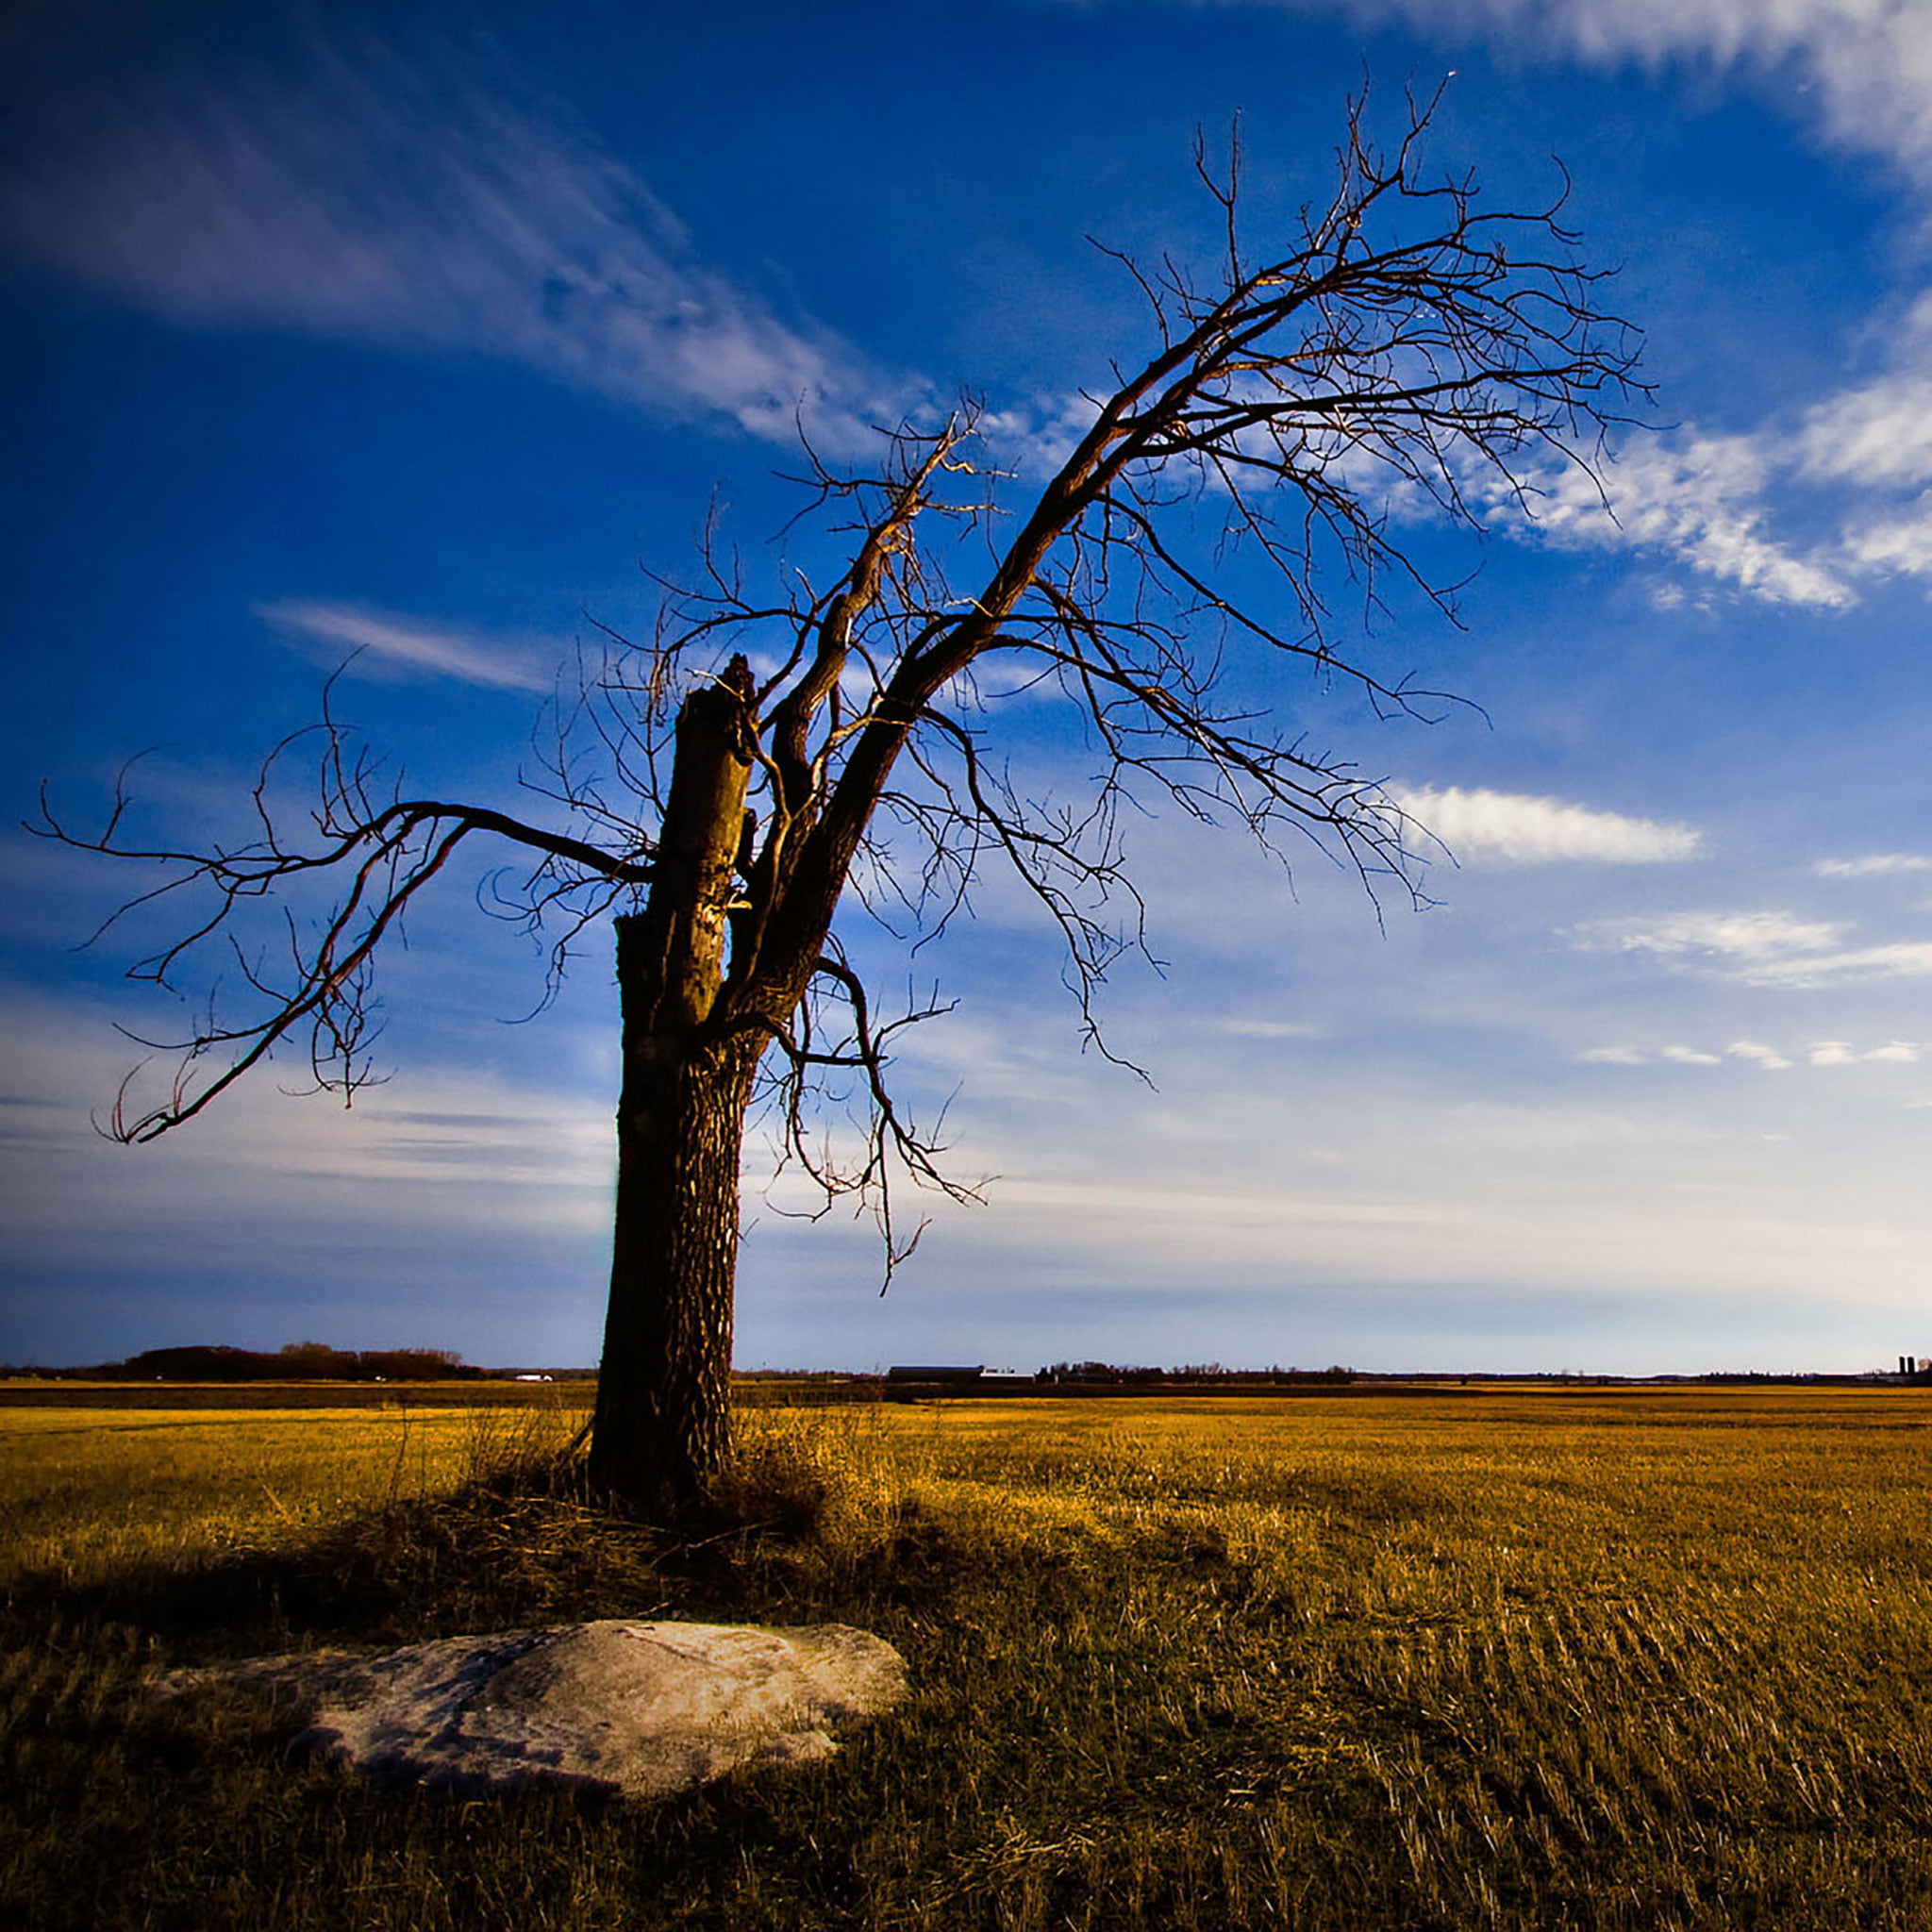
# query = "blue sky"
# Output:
<box><xmin>6</xmin><ymin>0</ymin><xmax>1932</xmax><ymax>1374</ymax></box>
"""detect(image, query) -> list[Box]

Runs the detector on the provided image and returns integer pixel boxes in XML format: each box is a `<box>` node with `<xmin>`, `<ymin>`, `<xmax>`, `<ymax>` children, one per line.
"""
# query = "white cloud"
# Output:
<box><xmin>1815</xmin><ymin>853</ymin><xmax>1932</xmax><ymax>877</ymax></box>
<box><xmin>1505</xmin><ymin>322</ymin><xmax>1932</xmax><ymax>608</ymax></box>
<box><xmin>1807</xmin><ymin>1037</ymin><xmax>1922</xmax><ymax>1066</ymax></box>
<box><xmin>1577</xmin><ymin>1036</ymin><xmax>1911</xmax><ymax>1071</ymax></box>
<box><xmin>1309</xmin><ymin>0</ymin><xmax>1932</xmax><ymax>183</ymax></box>
<box><xmin>1865</xmin><ymin>1040</ymin><xmax>1922</xmax><ymax>1062</ymax></box>
<box><xmin>0</xmin><ymin>45</ymin><xmax>906</xmax><ymax>449</ymax></box>
<box><xmin>1524</xmin><ymin>435</ymin><xmax>1853</xmax><ymax>608</ymax></box>
<box><xmin>1805</xmin><ymin>1039</ymin><xmax>1925</xmax><ymax>1064</ymax></box>
<box><xmin>1269</xmin><ymin>1</ymin><xmax>1932</xmax><ymax>608</ymax></box>
<box><xmin>1743</xmin><ymin>941</ymin><xmax>1932</xmax><ymax>988</ymax></box>
<box><xmin>1574</xmin><ymin>908</ymin><xmax>1932</xmax><ymax>987</ymax></box>
<box><xmin>1392</xmin><ymin>785</ymin><xmax>1703</xmax><ymax>864</ymax></box>
<box><xmin>1216</xmin><ymin>1018</ymin><xmax>1326</xmax><ymax>1039</ymax></box>
<box><xmin>1574</xmin><ymin>908</ymin><xmax>1844</xmax><ymax>965</ymax></box>
<box><xmin>1800</xmin><ymin>367</ymin><xmax>1932</xmax><ymax>491</ymax></box>
<box><xmin>1840</xmin><ymin>510</ymin><xmax>1932</xmax><ymax>577</ymax></box>
<box><xmin>258</xmin><ymin>601</ymin><xmax>555</xmax><ymax>692</ymax></box>
<box><xmin>975</xmin><ymin>391</ymin><xmax>1105</xmax><ymax>477</ymax></box>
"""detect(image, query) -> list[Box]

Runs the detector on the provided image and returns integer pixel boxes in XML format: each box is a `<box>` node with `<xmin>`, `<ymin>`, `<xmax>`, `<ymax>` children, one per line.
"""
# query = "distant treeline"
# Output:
<box><xmin>868</xmin><ymin>1363</ymin><xmax>1359</xmax><ymax>1389</ymax></box>
<box><xmin>1034</xmin><ymin>1362</ymin><xmax>1356</xmax><ymax>1385</ymax></box>
<box><xmin>9</xmin><ymin>1351</ymin><xmax>1919</xmax><ymax>1388</ymax></box>
<box><xmin>19</xmin><ymin>1343</ymin><xmax>483</xmax><ymax>1383</ymax></box>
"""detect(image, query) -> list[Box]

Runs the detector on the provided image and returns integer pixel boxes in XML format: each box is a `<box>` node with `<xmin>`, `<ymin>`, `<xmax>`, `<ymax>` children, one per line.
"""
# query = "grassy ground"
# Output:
<box><xmin>4</xmin><ymin>1390</ymin><xmax>1931</xmax><ymax>1930</ymax></box>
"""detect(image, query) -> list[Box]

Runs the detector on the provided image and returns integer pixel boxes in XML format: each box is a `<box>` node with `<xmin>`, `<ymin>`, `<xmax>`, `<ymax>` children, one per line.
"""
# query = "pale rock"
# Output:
<box><xmin>167</xmin><ymin>1619</ymin><xmax>908</xmax><ymax>1799</ymax></box>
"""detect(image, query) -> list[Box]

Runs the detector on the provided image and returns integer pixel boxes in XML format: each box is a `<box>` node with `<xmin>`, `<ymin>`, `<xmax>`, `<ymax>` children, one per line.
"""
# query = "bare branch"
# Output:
<box><xmin>34</xmin><ymin>722</ymin><xmax>656</xmax><ymax>1140</ymax></box>
<box><xmin>53</xmin><ymin>87</ymin><xmax>1641</xmax><ymax>1281</ymax></box>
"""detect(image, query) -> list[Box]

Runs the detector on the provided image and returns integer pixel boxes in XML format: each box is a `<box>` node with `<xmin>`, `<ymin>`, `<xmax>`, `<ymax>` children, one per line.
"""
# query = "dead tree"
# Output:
<box><xmin>38</xmin><ymin>99</ymin><xmax>1641</xmax><ymax>1510</ymax></box>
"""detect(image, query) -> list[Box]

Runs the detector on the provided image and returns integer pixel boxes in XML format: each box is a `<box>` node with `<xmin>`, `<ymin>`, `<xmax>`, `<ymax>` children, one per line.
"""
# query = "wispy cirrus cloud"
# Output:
<box><xmin>1579</xmin><ymin>1037</ymin><xmax>1916</xmax><ymax>1070</ymax></box>
<box><xmin>1214</xmin><ymin>1</ymin><xmax>1932</xmax><ymax>608</ymax></box>
<box><xmin>975</xmin><ymin>391</ymin><xmax>1105</xmax><ymax>477</ymax></box>
<box><xmin>0</xmin><ymin>987</ymin><xmax>614</xmax><ymax>1248</ymax></box>
<box><xmin>1574</xmin><ymin>908</ymin><xmax>1845</xmax><ymax>966</ymax></box>
<box><xmin>1814</xmin><ymin>852</ymin><xmax>1932</xmax><ymax>878</ymax></box>
<box><xmin>1490</xmin><ymin>303</ymin><xmax>1932</xmax><ymax>611</ymax></box>
<box><xmin>1522</xmin><ymin>435</ymin><xmax>1854</xmax><ymax>609</ymax></box>
<box><xmin>1746</xmin><ymin>941</ymin><xmax>1932</xmax><ymax>989</ymax></box>
<box><xmin>0</xmin><ymin>42</ymin><xmax>911</xmax><ymax>450</ymax></box>
<box><xmin>1393</xmin><ymin>785</ymin><xmax>1702</xmax><ymax>865</ymax></box>
<box><xmin>1293</xmin><ymin>0</ymin><xmax>1932</xmax><ymax>182</ymax></box>
<box><xmin>1574</xmin><ymin>906</ymin><xmax>1932</xmax><ymax>987</ymax></box>
<box><xmin>1501</xmin><ymin>354</ymin><xmax>1932</xmax><ymax>610</ymax></box>
<box><xmin>258</xmin><ymin>601</ymin><xmax>555</xmax><ymax>692</ymax></box>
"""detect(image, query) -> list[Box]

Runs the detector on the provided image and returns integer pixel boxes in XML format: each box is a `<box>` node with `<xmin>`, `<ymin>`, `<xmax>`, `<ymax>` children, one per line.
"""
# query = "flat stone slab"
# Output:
<box><xmin>168</xmin><ymin>1620</ymin><xmax>907</xmax><ymax>1799</ymax></box>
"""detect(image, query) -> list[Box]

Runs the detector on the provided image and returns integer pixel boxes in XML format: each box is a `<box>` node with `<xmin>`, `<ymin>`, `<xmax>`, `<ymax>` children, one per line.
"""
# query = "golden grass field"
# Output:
<box><xmin>4</xmin><ymin>1386</ymin><xmax>1930</xmax><ymax>1929</ymax></box>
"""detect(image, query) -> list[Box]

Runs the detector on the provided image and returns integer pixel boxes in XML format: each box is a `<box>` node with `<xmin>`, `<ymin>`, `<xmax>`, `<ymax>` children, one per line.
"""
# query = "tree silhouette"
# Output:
<box><xmin>41</xmin><ymin>97</ymin><xmax>1641</xmax><ymax>1509</ymax></box>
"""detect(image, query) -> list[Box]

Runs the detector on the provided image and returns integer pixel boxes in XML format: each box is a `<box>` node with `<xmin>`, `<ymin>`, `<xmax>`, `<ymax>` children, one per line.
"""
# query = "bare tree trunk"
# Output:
<box><xmin>587</xmin><ymin>664</ymin><xmax>758</xmax><ymax>1511</ymax></box>
<box><xmin>588</xmin><ymin>945</ymin><xmax>759</xmax><ymax>1509</ymax></box>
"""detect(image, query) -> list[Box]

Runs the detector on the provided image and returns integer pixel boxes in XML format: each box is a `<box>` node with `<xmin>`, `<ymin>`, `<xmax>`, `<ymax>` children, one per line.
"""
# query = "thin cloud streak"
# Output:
<box><xmin>0</xmin><ymin>990</ymin><xmax>615</xmax><ymax>1247</ymax></box>
<box><xmin>1815</xmin><ymin>853</ymin><xmax>1932</xmax><ymax>877</ymax></box>
<box><xmin>1574</xmin><ymin>909</ymin><xmax>1843</xmax><ymax>964</ymax></box>
<box><xmin>258</xmin><ymin>601</ymin><xmax>557</xmax><ymax>692</ymax></box>
<box><xmin>1745</xmin><ymin>941</ymin><xmax>1932</xmax><ymax>989</ymax></box>
<box><xmin>1573</xmin><ymin>908</ymin><xmax>1932</xmax><ymax>987</ymax></box>
<box><xmin>1578</xmin><ymin>1038</ymin><xmax>1916</xmax><ymax>1071</ymax></box>
<box><xmin>0</xmin><ymin>43</ymin><xmax>909</xmax><ymax>449</ymax></box>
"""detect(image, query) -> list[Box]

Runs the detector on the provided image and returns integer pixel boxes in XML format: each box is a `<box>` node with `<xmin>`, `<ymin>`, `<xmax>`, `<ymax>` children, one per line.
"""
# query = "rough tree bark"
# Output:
<box><xmin>589</xmin><ymin>662</ymin><xmax>761</xmax><ymax>1508</ymax></box>
<box><xmin>41</xmin><ymin>96</ymin><xmax>1644</xmax><ymax>1514</ymax></box>
<box><xmin>591</xmin><ymin>931</ymin><xmax>761</xmax><ymax>1509</ymax></box>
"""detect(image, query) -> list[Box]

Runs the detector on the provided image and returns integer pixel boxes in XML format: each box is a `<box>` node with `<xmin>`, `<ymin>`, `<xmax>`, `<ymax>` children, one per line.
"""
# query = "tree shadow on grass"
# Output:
<box><xmin>7</xmin><ymin>1436</ymin><xmax>985</xmax><ymax>1667</ymax></box>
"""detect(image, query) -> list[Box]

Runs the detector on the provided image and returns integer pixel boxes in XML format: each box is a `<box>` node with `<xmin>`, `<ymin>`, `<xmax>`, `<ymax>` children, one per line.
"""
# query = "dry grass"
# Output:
<box><xmin>4</xmin><ymin>1389</ymin><xmax>1931</xmax><ymax>1929</ymax></box>
<box><xmin>0</xmin><ymin>1399</ymin><xmax>589</xmax><ymax>1595</ymax></box>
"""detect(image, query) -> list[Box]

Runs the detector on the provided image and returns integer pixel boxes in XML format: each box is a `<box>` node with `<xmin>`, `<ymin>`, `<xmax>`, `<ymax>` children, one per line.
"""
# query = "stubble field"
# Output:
<box><xmin>3</xmin><ymin>1385</ymin><xmax>1930</xmax><ymax>1930</ymax></box>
